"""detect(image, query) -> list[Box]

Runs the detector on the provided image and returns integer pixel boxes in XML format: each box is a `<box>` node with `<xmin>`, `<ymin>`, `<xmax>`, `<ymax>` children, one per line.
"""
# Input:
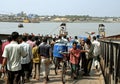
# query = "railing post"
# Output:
<box><xmin>113</xmin><ymin>45</ymin><xmax>117</xmax><ymax>84</ymax></box>
<box><xmin>116</xmin><ymin>45</ymin><xmax>120</xmax><ymax>84</ymax></box>
<box><xmin>109</xmin><ymin>42</ymin><xmax>114</xmax><ymax>84</ymax></box>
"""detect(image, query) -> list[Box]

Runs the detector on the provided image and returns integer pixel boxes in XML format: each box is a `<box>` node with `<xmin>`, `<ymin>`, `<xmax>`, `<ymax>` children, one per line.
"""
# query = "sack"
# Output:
<box><xmin>44</xmin><ymin>59</ymin><xmax>52</xmax><ymax>65</ymax></box>
<box><xmin>88</xmin><ymin>44</ymin><xmax>94</xmax><ymax>59</ymax></box>
<box><xmin>34</xmin><ymin>58</ymin><xmax>40</xmax><ymax>61</ymax></box>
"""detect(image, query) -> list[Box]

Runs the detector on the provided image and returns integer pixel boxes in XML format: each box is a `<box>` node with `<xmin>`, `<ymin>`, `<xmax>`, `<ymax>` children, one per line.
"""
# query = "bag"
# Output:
<box><xmin>34</xmin><ymin>57</ymin><xmax>40</xmax><ymax>61</ymax></box>
<box><xmin>88</xmin><ymin>44</ymin><xmax>94</xmax><ymax>59</ymax></box>
<box><xmin>44</xmin><ymin>59</ymin><xmax>52</xmax><ymax>65</ymax></box>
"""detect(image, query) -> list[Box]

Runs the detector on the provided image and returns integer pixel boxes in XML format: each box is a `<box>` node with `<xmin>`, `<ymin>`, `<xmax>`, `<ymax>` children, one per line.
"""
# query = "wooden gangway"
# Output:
<box><xmin>0</xmin><ymin>63</ymin><xmax>105</xmax><ymax>84</ymax></box>
<box><xmin>0</xmin><ymin>35</ymin><xmax>120</xmax><ymax>84</ymax></box>
<box><xmin>25</xmin><ymin>64</ymin><xmax>105</xmax><ymax>84</ymax></box>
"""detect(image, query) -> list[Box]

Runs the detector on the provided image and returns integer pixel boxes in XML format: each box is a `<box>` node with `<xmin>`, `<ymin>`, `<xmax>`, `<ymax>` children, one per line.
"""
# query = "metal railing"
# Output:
<box><xmin>99</xmin><ymin>39</ymin><xmax>120</xmax><ymax>84</ymax></box>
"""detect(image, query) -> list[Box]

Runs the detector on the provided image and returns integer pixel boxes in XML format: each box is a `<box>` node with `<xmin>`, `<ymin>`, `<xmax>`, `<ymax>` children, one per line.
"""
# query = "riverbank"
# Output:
<box><xmin>0</xmin><ymin>20</ymin><xmax>120</xmax><ymax>23</ymax></box>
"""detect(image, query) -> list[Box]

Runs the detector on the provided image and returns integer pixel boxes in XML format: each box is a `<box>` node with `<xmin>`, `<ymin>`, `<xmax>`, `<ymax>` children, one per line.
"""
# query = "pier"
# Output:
<box><xmin>27</xmin><ymin>37</ymin><xmax>119</xmax><ymax>84</ymax></box>
<box><xmin>0</xmin><ymin>35</ymin><xmax>120</xmax><ymax>84</ymax></box>
<box><xmin>25</xmin><ymin>35</ymin><xmax>120</xmax><ymax>84</ymax></box>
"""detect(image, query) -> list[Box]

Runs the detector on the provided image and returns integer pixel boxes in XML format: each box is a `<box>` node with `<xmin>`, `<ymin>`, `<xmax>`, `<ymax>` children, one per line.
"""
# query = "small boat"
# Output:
<box><xmin>18</xmin><ymin>24</ymin><xmax>24</xmax><ymax>28</ymax></box>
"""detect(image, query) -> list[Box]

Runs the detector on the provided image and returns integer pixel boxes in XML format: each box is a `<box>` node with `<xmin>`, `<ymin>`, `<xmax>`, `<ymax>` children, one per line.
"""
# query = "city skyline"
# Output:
<box><xmin>0</xmin><ymin>0</ymin><xmax>120</xmax><ymax>17</ymax></box>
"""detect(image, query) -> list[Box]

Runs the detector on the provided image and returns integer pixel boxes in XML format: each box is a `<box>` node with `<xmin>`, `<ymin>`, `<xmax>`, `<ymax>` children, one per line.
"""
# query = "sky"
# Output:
<box><xmin>0</xmin><ymin>0</ymin><xmax>120</xmax><ymax>17</ymax></box>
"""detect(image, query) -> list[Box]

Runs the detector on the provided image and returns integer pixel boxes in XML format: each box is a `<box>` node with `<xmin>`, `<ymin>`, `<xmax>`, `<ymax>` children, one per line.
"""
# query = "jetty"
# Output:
<box><xmin>0</xmin><ymin>34</ymin><xmax>119</xmax><ymax>84</ymax></box>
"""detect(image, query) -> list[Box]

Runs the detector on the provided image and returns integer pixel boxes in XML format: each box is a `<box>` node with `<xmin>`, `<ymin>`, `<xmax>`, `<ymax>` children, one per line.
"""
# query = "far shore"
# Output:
<box><xmin>0</xmin><ymin>21</ymin><xmax>120</xmax><ymax>23</ymax></box>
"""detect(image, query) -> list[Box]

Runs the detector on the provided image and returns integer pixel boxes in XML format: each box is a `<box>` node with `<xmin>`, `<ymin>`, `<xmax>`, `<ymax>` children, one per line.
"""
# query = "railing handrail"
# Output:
<box><xmin>99</xmin><ymin>39</ymin><xmax>120</xmax><ymax>84</ymax></box>
<box><xmin>99</xmin><ymin>39</ymin><xmax>120</xmax><ymax>44</ymax></box>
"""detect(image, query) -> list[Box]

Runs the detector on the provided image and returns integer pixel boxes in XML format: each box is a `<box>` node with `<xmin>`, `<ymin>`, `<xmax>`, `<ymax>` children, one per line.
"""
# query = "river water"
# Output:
<box><xmin>0</xmin><ymin>22</ymin><xmax>120</xmax><ymax>37</ymax></box>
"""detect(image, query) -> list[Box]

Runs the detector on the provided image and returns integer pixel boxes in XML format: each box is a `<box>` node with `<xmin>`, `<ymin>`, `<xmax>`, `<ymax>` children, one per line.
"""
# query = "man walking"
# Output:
<box><xmin>38</xmin><ymin>38</ymin><xmax>52</xmax><ymax>83</ymax></box>
<box><xmin>1</xmin><ymin>32</ymin><xmax>27</xmax><ymax>84</ymax></box>
<box><xmin>92</xmin><ymin>36</ymin><xmax>100</xmax><ymax>70</ymax></box>
<box><xmin>19</xmin><ymin>35</ymin><xmax>33</xmax><ymax>83</ymax></box>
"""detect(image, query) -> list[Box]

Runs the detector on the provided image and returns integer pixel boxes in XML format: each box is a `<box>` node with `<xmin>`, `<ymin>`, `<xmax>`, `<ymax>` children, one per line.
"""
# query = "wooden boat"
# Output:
<box><xmin>18</xmin><ymin>24</ymin><xmax>23</xmax><ymax>28</ymax></box>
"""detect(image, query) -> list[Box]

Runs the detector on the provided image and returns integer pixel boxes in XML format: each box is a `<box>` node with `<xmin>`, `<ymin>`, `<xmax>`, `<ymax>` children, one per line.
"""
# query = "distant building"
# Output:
<box><xmin>52</xmin><ymin>18</ymin><xmax>69</xmax><ymax>22</ymax></box>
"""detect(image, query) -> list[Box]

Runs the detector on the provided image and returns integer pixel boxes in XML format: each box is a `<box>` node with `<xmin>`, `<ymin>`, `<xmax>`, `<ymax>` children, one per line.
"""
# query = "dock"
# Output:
<box><xmin>0</xmin><ymin>62</ymin><xmax>105</xmax><ymax>84</ymax></box>
<box><xmin>25</xmin><ymin>64</ymin><xmax>105</xmax><ymax>84</ymax></box>
<box><xmin>0</xmin><ymin>34</ymin><xmax>120</xmax><ymax>84</ymax></box>
<box><xmin>25</xmin><ymin>36</ymin><xmax>120</xmax><ymax>84</ymax></box>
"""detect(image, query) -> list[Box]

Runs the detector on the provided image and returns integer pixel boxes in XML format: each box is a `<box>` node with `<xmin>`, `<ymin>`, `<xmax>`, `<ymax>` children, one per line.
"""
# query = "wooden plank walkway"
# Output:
<box><xmin>26</xmin><ymin>63</ymin><xmax>105</xmax><ymax>84</ymax></box>
<box><xmin>0</xmin><ymin>64</ymin><xmax>105</xmax><ymax>84</ymax></box>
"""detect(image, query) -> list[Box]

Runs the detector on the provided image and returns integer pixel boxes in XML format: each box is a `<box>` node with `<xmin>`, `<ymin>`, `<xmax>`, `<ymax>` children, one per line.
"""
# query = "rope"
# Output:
<box><xmin>48</xmin><ymin>26</ymin><xmax>59</xmax><ymax>35</ymax></box>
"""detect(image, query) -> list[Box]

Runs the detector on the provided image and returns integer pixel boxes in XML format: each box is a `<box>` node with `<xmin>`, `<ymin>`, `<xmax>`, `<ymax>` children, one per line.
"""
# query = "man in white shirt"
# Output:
<box><xmin>2</xmin><ymin>32</ymin><xmax>27</xmax><ymax>84</ymax></box>
<box><xmin>19</xmin><ymin>35</ymin><xmax>33</xmax><ymax>82</ymax></box>
<box><xmin>92</xmin><ymin>36</ymin><xmax>100</xmax><ymax>70</ymax></box>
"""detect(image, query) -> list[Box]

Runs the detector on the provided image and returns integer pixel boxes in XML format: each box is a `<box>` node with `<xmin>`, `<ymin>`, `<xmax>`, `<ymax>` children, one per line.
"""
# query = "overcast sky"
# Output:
<box><xmin>0</xmin><ymin>0</ymin><xmax>120</xmax><ymax>17</ymax></box>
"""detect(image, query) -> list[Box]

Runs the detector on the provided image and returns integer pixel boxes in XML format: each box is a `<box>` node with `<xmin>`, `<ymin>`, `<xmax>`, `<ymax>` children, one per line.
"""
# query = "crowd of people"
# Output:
<box><xmin>0</xmin><ymin>31</ymin><xmax>101</xmax><ymax>84</ymax></box>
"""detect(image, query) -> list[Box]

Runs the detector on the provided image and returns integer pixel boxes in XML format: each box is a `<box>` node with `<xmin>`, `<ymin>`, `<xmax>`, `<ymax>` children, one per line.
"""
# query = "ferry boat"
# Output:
<box><xmin>59</xmin><ymin>23</ymin><xmax>68</xmax><ymax>36</ymax></box>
